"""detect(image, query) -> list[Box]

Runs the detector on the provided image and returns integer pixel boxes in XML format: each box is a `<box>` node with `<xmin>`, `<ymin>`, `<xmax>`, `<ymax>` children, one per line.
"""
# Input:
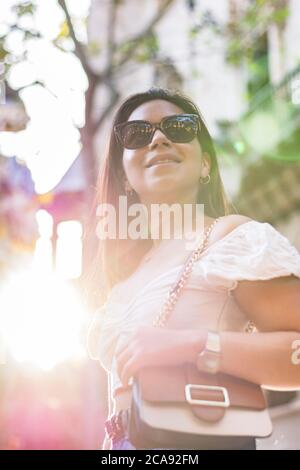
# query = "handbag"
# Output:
<box><xmin>128</xmin><ymin>217</ymin><xmax>273</xmax><ymax>449</ymax></box>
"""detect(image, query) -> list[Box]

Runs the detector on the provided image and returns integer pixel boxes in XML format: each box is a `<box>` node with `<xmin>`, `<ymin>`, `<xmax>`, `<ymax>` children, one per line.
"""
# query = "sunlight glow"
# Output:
<box><xmin>0</xmin><ymin>0</ymin><xmax>89</xmax><ymax>194</ymax></box>
<box><xmin>33</xmin><ymin>210</ymin><xmax>54</xmax><ymax>274</ymax></box>
<box><xmin>0</xmin><ymin>210</ymin><xmax>87</xmax><ymax>372</ymax></box>
<box><xmin>56</xmin><ymin>220</ymin><xmax>83</xmax><ymax>280</ymax></box>
<box><xmin>0</xmin><ymin>268</ymin><xmax>87</xmax><ymax>371</ymax></box>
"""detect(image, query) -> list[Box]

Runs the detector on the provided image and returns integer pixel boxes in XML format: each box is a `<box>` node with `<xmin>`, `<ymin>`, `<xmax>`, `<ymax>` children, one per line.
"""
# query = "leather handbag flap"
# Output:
<box><xmin>136</xmin><ymin>364</ymin><xmax>267</xmax><ymax>422</ymax></box>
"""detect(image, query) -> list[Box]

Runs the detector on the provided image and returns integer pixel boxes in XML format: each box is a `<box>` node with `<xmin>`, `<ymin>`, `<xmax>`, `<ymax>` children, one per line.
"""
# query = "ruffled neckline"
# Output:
<box><xmin>108</xmin><ymin>220</ymin><xmax>256</xmax><ymax>308</ymax></box>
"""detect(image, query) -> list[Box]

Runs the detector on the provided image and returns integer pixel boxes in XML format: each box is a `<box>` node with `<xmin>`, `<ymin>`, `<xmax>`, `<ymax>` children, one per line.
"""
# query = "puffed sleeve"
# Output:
<box><xmin>194</xmin><ymin>221</ymin><xmax>300</xmax><ymax>292</ymax></box>
<box><xmin>86</xmin><ymin>304</ymin><xmax>108</xmax><ymax>360</ymax></box>
<box><xmin>86</xmin><ymin>299</ymin><xmax>126</xmax><ymax>377</ymax></box>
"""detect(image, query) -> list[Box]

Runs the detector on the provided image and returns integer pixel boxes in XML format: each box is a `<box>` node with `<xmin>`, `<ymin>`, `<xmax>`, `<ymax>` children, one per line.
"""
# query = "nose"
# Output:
<box><xmin>149</xmin><ymin>128</ymin><xmax>171</xmax><ymax>150</ymax></box>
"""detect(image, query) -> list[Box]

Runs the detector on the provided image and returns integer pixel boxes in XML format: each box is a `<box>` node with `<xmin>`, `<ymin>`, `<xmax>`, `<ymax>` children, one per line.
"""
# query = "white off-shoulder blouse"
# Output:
<box><xmin>87</xmin><ymin>220</ymin><xmax>300</xmax><ymax>401</ymax></box>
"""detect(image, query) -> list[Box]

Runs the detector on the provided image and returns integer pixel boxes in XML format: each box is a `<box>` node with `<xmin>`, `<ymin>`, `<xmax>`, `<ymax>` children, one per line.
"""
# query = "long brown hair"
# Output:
<box><xmin>86</xmin><ymin>87</ymin><xmax>233</xmax><ymax>308</ymax></box>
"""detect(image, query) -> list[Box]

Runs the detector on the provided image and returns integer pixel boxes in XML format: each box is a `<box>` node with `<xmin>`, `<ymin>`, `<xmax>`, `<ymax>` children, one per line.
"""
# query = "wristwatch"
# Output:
<box><xmin>196</xmin><ymin>330</ymin><xmax>221</xmax><ymax>374</ymax></box>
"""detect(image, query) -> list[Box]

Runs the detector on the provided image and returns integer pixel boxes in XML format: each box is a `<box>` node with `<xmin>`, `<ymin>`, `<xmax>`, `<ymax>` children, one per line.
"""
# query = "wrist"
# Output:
<box><xmin>187</xmin><ymin>329</ymin><xmax>209</xmax><ymax>364</ymax></box>
<box><xmin>196</xmin><ymin>330</ymin><xmax>222</xmax><ymax>374</ymax></box>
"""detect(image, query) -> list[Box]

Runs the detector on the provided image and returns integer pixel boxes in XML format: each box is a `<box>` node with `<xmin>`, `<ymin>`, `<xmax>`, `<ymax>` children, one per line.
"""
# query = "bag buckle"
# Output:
<box><xmin>185</xmin><ymin>384</ymin><xmax>230</xmax><ymax>408</ymax></box>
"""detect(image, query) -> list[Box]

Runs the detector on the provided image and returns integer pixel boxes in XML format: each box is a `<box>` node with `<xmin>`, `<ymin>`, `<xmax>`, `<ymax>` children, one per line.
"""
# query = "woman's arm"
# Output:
<box><xmin>233</xmin><ymin>275</ymin><xmax>300</xmax><ymax>332</ymax></box>
<box><xmin>115</xmin><ymin>215</ymin><xmax>300</xmax><ymax>389</ymax></box>
<box><xmin>115</xmin><ymin>275</ymin><xmax>300</xmax><ymax>390</ymax></box>
<box><xmin>218</xmin><ymin>330</ymin><xmax>300</xmax><ymax>390</ymax></box>
<box><xmin>189</xmin><ymin>275</ymin><xmax>300</xmax><ymax>390</ymax></box>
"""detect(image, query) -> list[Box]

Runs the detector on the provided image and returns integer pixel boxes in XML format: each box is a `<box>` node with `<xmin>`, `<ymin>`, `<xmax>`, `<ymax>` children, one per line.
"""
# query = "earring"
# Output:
<box><xmin>199</xmin><ymin>174</ymin><xmax>210</xmax><ymax>185</ymax></box>
<box><xmin>124</xmin><ymin>180</ymin><xmax>134</xmax><ymax>195</ymax></box>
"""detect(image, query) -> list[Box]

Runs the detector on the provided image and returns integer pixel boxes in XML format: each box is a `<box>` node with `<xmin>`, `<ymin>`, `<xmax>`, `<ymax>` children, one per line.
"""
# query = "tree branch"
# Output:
<box><xmin>91</xmin><ymin>87</ymin><xmax>120</xmax><ymax>135</ymax></box>
<box><xmin>89</xmin><ymin>0</ymin><xmax>119</xmax><ymax>133</ymax></box>
<box><xmin>98</xmin><ymin>0</ymin><xmax>175</xmax><ymax>81</ymax></box>
<box><xmin>118</xmin><ymin>0</ymin><xmax>174</xmax><ymax>68</ymax></box>
<box><xmin>107</xmin><ymin>0</ymin><xmax>117</xmax><ymax>67</ymax></box>
<box><xmin>59</xmin><ymin>0</ymin><xmax>174</xmax><ymax>135</ymax></box>
<box><xmin>57</xmin><ymin>0</ymin><xmax>96</xmax><ymax>80</ymax></box>
<box><xmin>91</xmin><ymin>0</ymin><xmax>175</xmax><ymax>133</ymax></box>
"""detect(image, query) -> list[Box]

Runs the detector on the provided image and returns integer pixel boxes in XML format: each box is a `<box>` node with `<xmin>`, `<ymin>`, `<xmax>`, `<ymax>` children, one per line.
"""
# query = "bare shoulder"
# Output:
<box><xmin>219</xmin><ymin>214</ymin><xmax>254</xmax><ymax>231</ymax></box>
<box><xmin>209</xmin><ymin>214</ymin><xmax>254</xmax><ymax>245</ymax></box>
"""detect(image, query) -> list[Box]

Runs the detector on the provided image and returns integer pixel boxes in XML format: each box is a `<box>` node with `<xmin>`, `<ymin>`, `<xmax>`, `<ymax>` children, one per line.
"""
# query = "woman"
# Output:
<box><xmin>87</xmin><ymin>88</ymin><xmax>300</xmax><ymax>451</ymax></box>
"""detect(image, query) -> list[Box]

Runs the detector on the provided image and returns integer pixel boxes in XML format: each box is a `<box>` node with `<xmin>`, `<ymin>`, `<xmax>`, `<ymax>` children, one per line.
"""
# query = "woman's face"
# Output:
<box><xmin>121</xmin><ymin>99</ymin><xmax>210</xmax><ymax>203</ymax></box>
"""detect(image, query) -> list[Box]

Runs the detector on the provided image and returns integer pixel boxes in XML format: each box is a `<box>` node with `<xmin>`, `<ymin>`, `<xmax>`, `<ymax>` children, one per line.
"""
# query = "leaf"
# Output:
<box><xmin>271</xmin><ymin>7</ymin><xmax>289</xmax><ymax>24</ymax></box>
<box><xmin>52</xmin><ymin>39</ymin><xmax>69</xmax><ymax>53</ymax></box>
<box><xmin>188</xmin><ymin>27</ymin><xmax>199</xmax><ymax>39</ymax></box>
<box><xmin>56</xmin><ymin>20</ymin><xmax>70</xmax><ymax>40</ymax></box>
<box><xmin>0</xmin><ymin>42</ymin><xmax>9</xmax><ymax>61</ymax></box>
<box><xmin>224</xmin><ymin>0</ymin><xmax>290</xmax><ymax>67</ymax></box>
<box><xmin>134</xmin><ymin>32</ymin><xmax>159</xmax><ymax>63</ymax></box>
<box><xmin>13</xmin><ymin>2</ymin><xmax>37</xmax><ymax>17</ymax></box>
<box><xmin>24</xmin><ymin>29</ymin><xmax>41</xmax><ymax>40</ymax></box>
<box><xmin>116</xmin><ymin>40</ymin><xmax>135</xmax><ymax>55</ymax></box>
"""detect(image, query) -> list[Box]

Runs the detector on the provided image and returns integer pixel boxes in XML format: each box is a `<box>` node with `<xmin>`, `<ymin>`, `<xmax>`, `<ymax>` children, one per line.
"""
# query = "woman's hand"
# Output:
<box><xmin>115</xmin><ymin>325</ymin><xmax>207</xmax><ymax>387</ymax></box>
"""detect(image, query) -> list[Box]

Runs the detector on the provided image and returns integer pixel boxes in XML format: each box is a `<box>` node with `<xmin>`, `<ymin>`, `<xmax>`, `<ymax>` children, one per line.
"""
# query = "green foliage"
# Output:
<box><xmin>53</xmin><ymin>20</ymin><xmax>73</xmax><ymax>53</ymax></box>
<box><xmin>226</xmin><ymin>0</ymin><xmax>290</xmax><ymax>66</ymax></box>
<box><xmin>271</xmin><ymin>5</ymin><xmax>289</xmax><ymax>23</ymax></box>
<box><xmin>188</xmin><ymin>10</ymin><xmax>222</xmax><ymax>40</ymax></box>
<box><xmin>0</xmin><ymin>38</ymin><xmax>9</xmax><ymax>61</ymax></box>
<box><xmin>134</xmin><ymin>32</ymin><xmax>159</xmax><ymax>63</ymax></box>
<box><xmin>188</xmin><ymin>27</ymin><xmax>199</xmax><ymax>40</ymax></box>
<box><xmin>116</xmin><ymin>39</ymin><xmax>133</xmax><ymax>55</ymax></box>
<box><xmin>23</xmin><ymin>29</ymin><xmax>41</xmax><ymax>40</ymax></box>
<box><xmin>57</xmin><ymin>20</ymin><xmax>70</xmax><ymax>40</ymax></box>
<box><xmin>12</xmin><ymin>1</ymin><xmax>37</xmax><ymax>17</ymax></box>
<box><xmin>117</xmin><ymin>32</ymin><xmax>159</xmax><ymax>64</ymax></box>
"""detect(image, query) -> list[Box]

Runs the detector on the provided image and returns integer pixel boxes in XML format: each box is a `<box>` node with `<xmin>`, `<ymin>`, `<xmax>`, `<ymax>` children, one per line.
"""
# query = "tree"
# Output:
<box><xmin>1</xmin><ymin>0</ymin><xmax>175</xmax><ymax>194</ymax></box>
<box><xmin>189</xmin><ymin>0</ymin><xmax>290</xmax><ymax>99</ymax></box>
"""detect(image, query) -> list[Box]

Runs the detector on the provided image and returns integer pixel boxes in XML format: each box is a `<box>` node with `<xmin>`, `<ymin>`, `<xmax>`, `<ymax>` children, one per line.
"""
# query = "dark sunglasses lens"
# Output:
<box><xmin>120</xmin><ymin>122</ymin><xmax>152</xmax><ymax>149</ymax></box>
<box><xmin>163</xmin><ymin>115</ymin><xmax>198</xmax><ymax>142</ymax></box>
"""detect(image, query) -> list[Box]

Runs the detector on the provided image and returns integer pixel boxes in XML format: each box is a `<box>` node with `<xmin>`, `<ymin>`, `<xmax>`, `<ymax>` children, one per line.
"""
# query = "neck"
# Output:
<box><xmin>140</xmin><ymin>192</ymin><xmax>209</xmax><ymax>248</ymax></box>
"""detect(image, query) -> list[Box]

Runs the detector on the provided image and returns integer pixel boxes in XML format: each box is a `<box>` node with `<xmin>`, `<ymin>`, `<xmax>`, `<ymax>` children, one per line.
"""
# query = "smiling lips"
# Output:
<box><xmin>145</xmin><ymin>154</ymin><xmax>181</xmax><ymax>168</ymax></box>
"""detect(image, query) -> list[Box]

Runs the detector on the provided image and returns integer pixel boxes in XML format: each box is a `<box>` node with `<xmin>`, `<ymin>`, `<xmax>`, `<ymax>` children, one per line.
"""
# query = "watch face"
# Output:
<box><xmin>206</xmin><ymin>357</ymin><xmax>219</xmax><ymax>371</ymax></box>
<box><xmin>197</xmin><ymin>350</ymin><xmax>220</xmax><ymax>374</ymax></box>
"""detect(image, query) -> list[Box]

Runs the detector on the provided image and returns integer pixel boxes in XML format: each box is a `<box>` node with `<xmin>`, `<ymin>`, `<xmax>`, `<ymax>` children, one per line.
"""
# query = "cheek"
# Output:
<box><xmin>122</xmin><ymin>150</ymin><xmax>144</xmax><ymax>177</ymax></box>
<box><xmin>122</xmin><ymin>150</ymin><xmax>135</xmax><ymax>170</ymax></box>
<box><xmin>190</xmin><ymin>141</ymin><xmax>203</xmax><ymax>162</ymax></box>
<box><xmin>177</xmin><ymin>142</ymin><xmax>202</xmax><ymax>172</ymax></box>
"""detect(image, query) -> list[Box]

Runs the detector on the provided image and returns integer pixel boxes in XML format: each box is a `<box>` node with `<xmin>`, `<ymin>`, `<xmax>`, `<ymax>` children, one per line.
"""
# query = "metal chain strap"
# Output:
<box><xmin>152</xmin><ymin>217</ymin><xmax>221</xmax><ymax>328</ymax></box>
<box><xmin>244</xmin><ymin>320</ymin><xmax>257</xmax><ymax>333</ymax></box>
<box><xmin>151</xmin><ymin>216</ymin><xmax>256</xmax><ymax>333</ymax></box>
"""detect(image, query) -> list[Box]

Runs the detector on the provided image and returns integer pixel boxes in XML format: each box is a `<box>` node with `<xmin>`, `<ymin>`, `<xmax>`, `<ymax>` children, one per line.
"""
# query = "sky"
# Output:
<box><xmin>0</xmin><ymin>0</ymin><xmax>91</xmax><ymax>193</ymax></box>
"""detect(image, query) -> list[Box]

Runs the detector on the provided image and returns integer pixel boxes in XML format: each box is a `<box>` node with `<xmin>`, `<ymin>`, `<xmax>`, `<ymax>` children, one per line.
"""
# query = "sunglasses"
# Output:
<box><xmin>114</xmin><ymin>113</ymin><xmax>201</xmax><ymax>149</ymax></box>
